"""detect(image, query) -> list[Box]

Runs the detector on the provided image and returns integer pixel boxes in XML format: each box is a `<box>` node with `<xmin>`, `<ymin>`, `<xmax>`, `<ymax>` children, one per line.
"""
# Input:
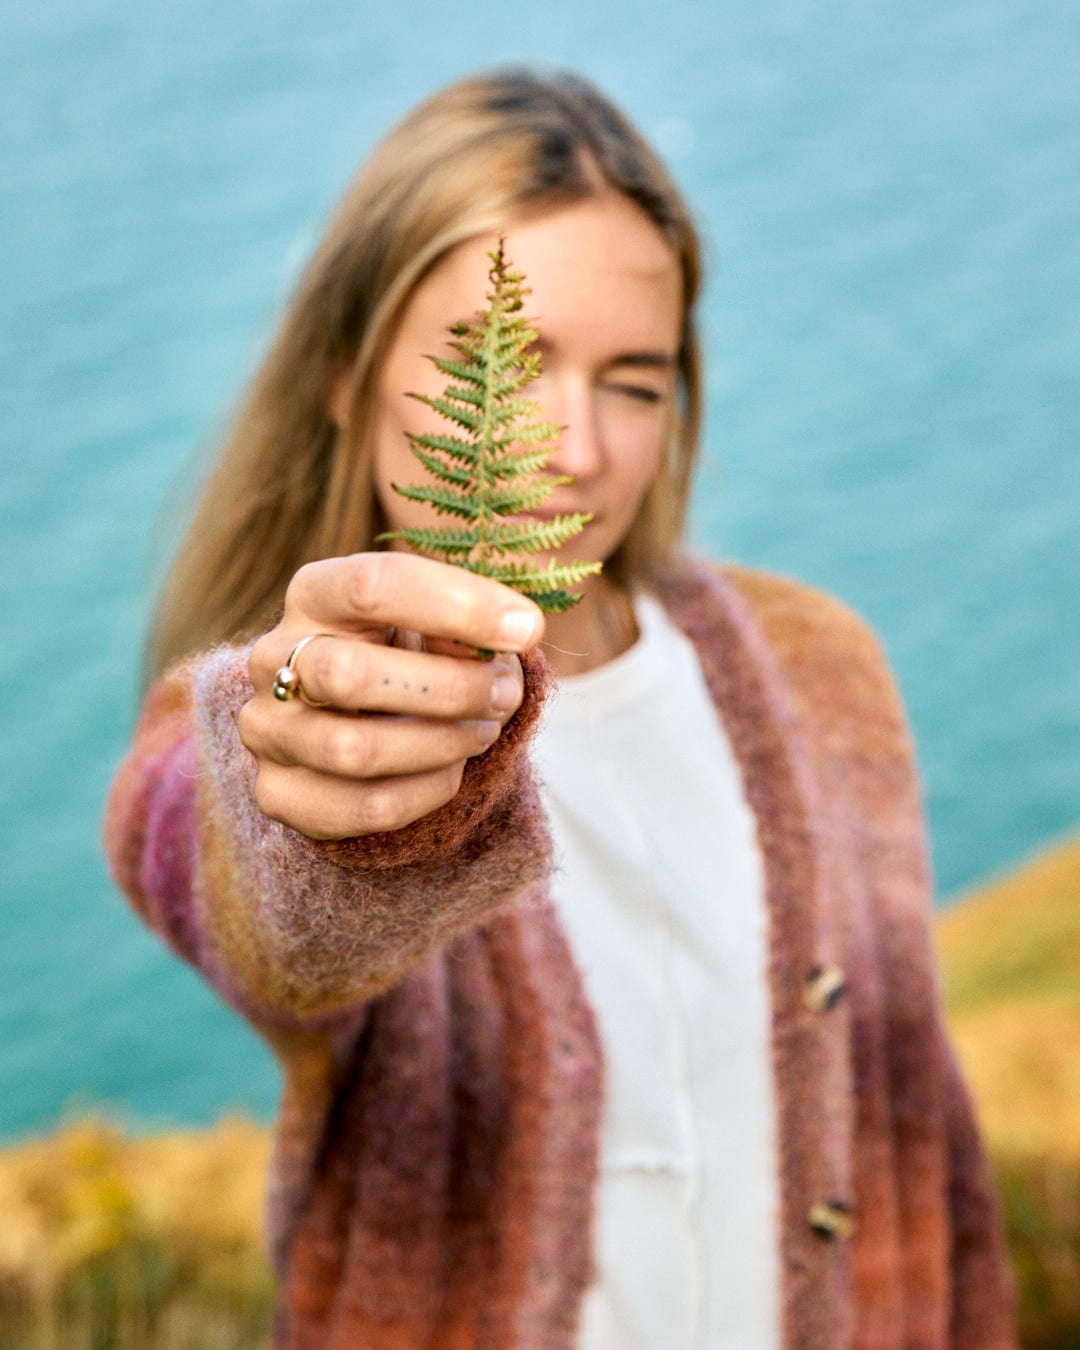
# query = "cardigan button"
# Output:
<box><xmin>808</xmin><ymin>1200</ymin><xmax>856</xmax><ymax>1241</ymax></box>
<box><xmin>804</xmin><ymin>964</ymin><xmax>846</xmax><ymax>1012</ymax></box>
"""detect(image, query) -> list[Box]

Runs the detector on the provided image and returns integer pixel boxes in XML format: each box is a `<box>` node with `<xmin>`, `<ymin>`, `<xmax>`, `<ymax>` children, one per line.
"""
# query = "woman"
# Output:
<box><xmin>105</xmin><ymin>69</ymin><xmax>1016</xmax><ymax>1348</ymax></box>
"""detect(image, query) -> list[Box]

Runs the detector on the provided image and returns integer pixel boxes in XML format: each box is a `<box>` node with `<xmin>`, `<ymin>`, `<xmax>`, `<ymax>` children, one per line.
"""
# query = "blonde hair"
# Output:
<box><xmin>148</xmin><ymin>68</ymin><xmax>703</xmax><ymax>679</ymax></box>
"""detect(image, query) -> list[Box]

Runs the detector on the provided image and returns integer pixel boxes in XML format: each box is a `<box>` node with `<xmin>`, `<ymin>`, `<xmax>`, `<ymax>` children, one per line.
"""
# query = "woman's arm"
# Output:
<box><xmin>104</xmin><ymin>554</ymin><xmax>554</xmax><ymax>1029</ymax></box>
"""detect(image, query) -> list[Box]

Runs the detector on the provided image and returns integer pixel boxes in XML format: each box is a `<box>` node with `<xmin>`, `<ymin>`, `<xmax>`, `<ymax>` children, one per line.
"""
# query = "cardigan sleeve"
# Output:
<box><xmin>103</xmin><ymin>643</ymin><xmax>553</xmax><ymax>1029</ymax></box>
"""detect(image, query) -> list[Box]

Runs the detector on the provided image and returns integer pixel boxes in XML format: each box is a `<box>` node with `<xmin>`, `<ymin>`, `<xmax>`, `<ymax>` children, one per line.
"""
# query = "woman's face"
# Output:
<box><xmin>367</xmin><ymin>191</ymin><xmax>683</xmax><ymax>571</ymax></box>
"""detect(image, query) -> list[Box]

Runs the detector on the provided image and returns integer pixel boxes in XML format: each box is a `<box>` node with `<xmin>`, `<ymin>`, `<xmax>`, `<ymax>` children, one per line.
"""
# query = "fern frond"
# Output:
<box><xmin>381</xmin><ymin>241</ymin><xmax>602</xmax><ymax>611</ymax></box>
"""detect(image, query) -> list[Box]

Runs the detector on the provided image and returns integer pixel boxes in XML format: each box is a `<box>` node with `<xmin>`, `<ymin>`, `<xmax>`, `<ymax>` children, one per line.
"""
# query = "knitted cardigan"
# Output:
<box><xmin>103</xmin><ymin>558</ymin><xmax>1017</xmax><ymax>1349</ymax></box>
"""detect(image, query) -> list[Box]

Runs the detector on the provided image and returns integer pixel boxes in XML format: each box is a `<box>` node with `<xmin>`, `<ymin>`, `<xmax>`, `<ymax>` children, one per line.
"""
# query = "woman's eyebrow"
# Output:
<box><xmin>531</xmin><ymin>340</ymin><xmax>675</xmax><ymax>372</ymax></box>
<box><xmin>608</xmin><ymin>352</ymin><xmax>677</xmax><ymax>369</ymax></box>
<box><xmin>532</xmin><ymin>337</ymin><xmax>676</xmax><ymax>369</ymax></box>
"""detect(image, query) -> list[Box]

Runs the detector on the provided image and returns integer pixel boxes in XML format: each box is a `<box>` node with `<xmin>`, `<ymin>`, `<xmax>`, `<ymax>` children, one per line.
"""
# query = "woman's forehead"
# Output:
<box><xmin>405</xmin><ymin>195</ymin><xmax>681</xmax><ymax>346</ymax></box>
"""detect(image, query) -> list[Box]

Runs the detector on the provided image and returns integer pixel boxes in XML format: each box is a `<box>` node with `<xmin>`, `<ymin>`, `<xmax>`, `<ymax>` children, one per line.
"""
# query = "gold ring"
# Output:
<box><xmin>272</xmin><ymin>633</ymin><xmax>334</xmax><ymax>707</ymax></box>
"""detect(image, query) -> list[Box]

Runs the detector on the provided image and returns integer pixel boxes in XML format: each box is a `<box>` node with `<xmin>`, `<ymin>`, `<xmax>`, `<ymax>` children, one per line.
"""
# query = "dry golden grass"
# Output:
<box><xmin>937</xmin><ymin>832</ymin><xmax>1080</xmax><ymax>1349</ymax></box>
<box><xmin>0</xmin><ymin>1117</ymin><xmax>273</xmax><ymax>1349</ymax></box>
<box><xmin>946</xmin><ymin>1003</ymin><xmax>1080</xmax><ymax>1163</ymax></box>
<box><xmin>937</xmin><ymin>832</ymin><xmax>1080</xmax><ymax>1015</ymax></box>
<box><xmin>0</xmin><ymin>833</ymin><xmax>1076</xmax><ymax>1346</ymax></box>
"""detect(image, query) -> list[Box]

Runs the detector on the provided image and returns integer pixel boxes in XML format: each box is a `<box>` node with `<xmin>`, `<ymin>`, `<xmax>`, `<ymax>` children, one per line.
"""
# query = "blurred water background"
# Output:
<box><xmin>2</xmin><ymin>0</ymin><xmax>1077</xmax><ymax>1140</ymax></box>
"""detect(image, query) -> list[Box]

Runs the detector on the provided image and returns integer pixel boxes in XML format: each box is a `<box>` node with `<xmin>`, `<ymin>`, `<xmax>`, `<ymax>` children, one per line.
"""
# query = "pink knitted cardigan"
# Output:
<box><xmin>104</xmin><ymin>559</ymin><xmax>1017</xmax><ymax>1349</ymax></box>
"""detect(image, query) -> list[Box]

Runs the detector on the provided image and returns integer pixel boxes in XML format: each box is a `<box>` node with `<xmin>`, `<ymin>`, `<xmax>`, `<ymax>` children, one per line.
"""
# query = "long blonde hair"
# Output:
<box><xmin>148</xmin><ymin>68</ymin><xmax>703</xmax><ymax>679</ymax></box>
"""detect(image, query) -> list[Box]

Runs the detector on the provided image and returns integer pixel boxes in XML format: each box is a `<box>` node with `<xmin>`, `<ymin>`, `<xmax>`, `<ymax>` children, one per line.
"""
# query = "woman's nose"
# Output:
<box><xmin>543</xmin><ymin>380</ymin><xmax>603</xmax><ymax>481</ymax></box>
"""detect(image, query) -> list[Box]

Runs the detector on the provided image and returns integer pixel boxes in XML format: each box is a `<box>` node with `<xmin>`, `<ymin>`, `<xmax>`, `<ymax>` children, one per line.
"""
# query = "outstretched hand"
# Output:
<box><xmin>239</xmin><ymin>552</ymin><xmax>545</xmax><ymax>840</ymax></box>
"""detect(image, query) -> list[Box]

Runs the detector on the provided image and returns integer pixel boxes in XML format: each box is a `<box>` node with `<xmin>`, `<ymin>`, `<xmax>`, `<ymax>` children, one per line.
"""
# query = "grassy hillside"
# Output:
<box><xmin>938</xmin><ymin>832</ymin><xmax>1080</xmax><ymax>1015</ymax></box>
<box><xmin>0</xmin><ymin>836</ymin><xmax>1077</xmax><ymax>1347</ymax></box>
<box><xmin>936</xmin><ymin>832</ymin><xmax>1080</xmax><ymax>1346</ymax></box>
<box><xmin>937</xmin><ymin>833</ymin><xmax>1080</xmax><ymax>1159</ymax></box>
<box><xmin>0</xmin><ymin>1118</ymin><xmax>273</xmax><ymax>1348</ymax></box>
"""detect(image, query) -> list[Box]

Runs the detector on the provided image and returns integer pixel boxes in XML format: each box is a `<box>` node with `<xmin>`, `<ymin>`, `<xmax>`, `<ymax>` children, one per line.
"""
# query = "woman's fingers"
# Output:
<box><xmin>252</xmin><ymin>760</ymin><xmax>467</xmax><ymax>840</ymax></box>
<box><xmin>242</xmin><ymin>704</ymin><xmax>501</xmax><ymax>779</ymax></box>
<box><xmin>240</xmin><ymin>553</ymin><xmax>538</xmax><ymax>839</ymax></box>
<box><xmin>273</xmin><ymin>636</ymin><xmax>524</xmax><ymax>720</ymax></box>
<box><xmin>287</xmin><ymin>552</ymin><xmax>544</xmax><ymax>654</ymax></box>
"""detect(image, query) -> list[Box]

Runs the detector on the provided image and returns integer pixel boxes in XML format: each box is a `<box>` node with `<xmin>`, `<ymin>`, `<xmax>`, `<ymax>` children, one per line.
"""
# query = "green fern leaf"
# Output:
<box><xmin>527</xmin><ymin>589</ymin><xmax>580</xmax><ymax>614</ymax></box>
<box><xmin>391</xmin><ymin>484</ymin><xmax>480</xmax><ymax>518</ymax></box>
<box><xmin>406</xmin><ymin>431</ymin><xmax>479</xmax><ymax>465</ymax></box>
<box><xmin>411</xmin><ymin>395</ymin><xmax>481</xmax><ymax>432</ymax></box>
<box><xmin>379</xmin><ymin>241</ymin><xmax>602</xmax><ymax>613</ymax></box>
<box><xmin>430</xmin><ymin>357</ymin><xmax>486</xmax><ymax>386</ymax></box>
<box><xmin>488</xmin><ymin>397</ymin><xmax>539</xmax><ymax>428</ymax></box>
<box><xmin>442</xmin><ymin>383</ymin><xmax>486</xmax><ymax>409</ymax></box>
<box><xmin>487</xmin><ymin>479</ymin><xmax>560</xmax><ymax>515</ymax></box>
<box><xmin>407</xmin><ymin>449</ymin><xmax>473</xmax><ymax>486</ymax></box>
<box><xmin>389</xmin><ymin>525</ymin><xmax>479</xmax><ymax>556</ymax></box>
<box><xmin>489</xmin><ymin>448</ymin><xmax>554</xmax><ymax>478</ymax></box>
<box><xmin>481</xmin><ymin>557</ymin><xmax>603</xmax><ymax>590</ymax></box>
<box><xmin>482</xmin><ymin>515</ymin><xmax>594</xmax><ymax>554</ymax></box>
<box><xmin>495</xmin><ymin>422</ymin><xmax>561</xmax><ymax>448</ymax></box>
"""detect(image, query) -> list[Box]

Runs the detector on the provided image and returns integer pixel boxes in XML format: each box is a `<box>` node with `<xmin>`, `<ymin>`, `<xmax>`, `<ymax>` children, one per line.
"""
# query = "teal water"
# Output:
<box><xmin>3</xmin><ymin>1</ymin><xmax>1078</xmax><ymax>1139</ymax></box>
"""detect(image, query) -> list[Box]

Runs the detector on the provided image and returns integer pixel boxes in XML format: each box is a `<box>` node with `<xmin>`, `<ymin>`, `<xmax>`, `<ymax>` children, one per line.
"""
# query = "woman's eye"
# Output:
<box><xmin>607</xmin><ymin>382</ymin><xmax>664</xmax><ymax>404</ymax></box>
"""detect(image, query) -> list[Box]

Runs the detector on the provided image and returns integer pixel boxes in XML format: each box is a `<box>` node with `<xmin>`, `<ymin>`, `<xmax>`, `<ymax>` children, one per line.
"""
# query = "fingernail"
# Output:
<box><xmin>491</xmin><ymin>671</ymin><xmax>520</xmax><ymax>714</ymax></box>
<box><xmin>477</xmin><ymin>719</ymin><xmax>500</xmax><ymax>744</ymax></box>
<box><xmin>499</xmin><ymin>609</ymin><xmax>539</xmax><ymax>647</ymax></box>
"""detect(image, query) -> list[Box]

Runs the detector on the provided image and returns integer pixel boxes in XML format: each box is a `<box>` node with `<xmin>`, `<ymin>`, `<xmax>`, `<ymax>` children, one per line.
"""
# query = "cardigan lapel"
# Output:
<box><xmin>655</xmin><ymin>560</ymin><xmax>858</xmax><ymax>1350</ymax></box>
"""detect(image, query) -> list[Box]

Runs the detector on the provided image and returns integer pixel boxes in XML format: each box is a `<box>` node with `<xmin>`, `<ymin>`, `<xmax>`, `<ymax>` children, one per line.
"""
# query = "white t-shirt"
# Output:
<box><xmin>530</xmin><ymin>592</ymin><xmax>781</xmax><ymax>1350</ymax></box>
